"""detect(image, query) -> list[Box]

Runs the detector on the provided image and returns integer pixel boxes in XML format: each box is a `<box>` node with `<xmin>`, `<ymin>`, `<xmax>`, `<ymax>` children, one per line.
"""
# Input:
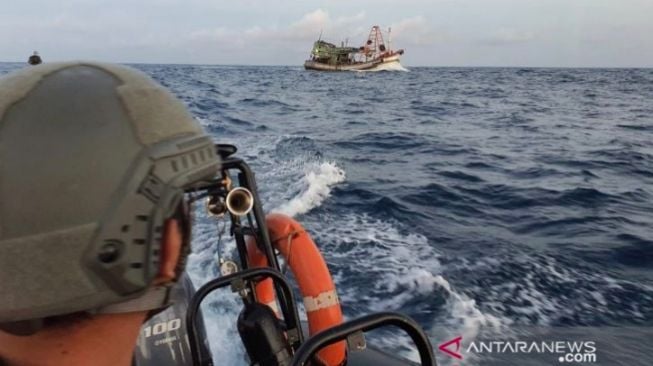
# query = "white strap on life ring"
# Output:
<box><xmin>303</xmin><ymin>290</ymin><xmax>340</xmax><ymax>313</ymax></box>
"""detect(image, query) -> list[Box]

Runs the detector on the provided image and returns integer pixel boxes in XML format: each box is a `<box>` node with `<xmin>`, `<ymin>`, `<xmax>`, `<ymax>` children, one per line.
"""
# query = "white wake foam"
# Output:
<box><xmin>272</xmin><ymin>161</ymin><xmax>346</xmax><ymax>217</ymax></box>
<box><xmin>307</xmin><ymin>214</ymin><xmax>505</xmax><ymax>362</ymax></box>
<box><xmin>368</xmin><ymin>61</ymin><xmax>409</xmax><ymax>72</ymax></box>
<box><xmin>187</xmin><ymin>219</ymin><xmax>246</xmax><ymax>365</ymax></box>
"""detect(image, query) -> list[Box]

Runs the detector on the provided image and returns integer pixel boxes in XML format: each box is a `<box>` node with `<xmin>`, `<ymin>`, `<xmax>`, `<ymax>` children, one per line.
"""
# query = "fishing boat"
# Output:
<box><xmin>28</xmin><ymin>51</ymin><xmax>42</xmax><ymax>65</ymax></box>
<box><xmin>304</xmin><ymin>26</ymin><xmax>405</xmax><ymax>71</ymax></box>
<box><xmin>133</xmin><ymin>144</ymin><xmax>436</xmax><ymax>366</ymax></box>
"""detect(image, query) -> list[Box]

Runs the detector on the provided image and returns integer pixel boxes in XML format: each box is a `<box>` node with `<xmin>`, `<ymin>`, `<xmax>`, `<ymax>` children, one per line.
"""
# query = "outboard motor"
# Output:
<box><xmin>133</xmin><ymin>273</ymin><xmax>210</xmax><ymax>366</ymax></box>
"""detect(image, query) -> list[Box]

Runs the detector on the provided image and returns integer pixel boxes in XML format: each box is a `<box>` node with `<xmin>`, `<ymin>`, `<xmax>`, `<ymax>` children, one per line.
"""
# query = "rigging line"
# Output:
<box><xmin>214</xmin><ymin>216</ymin><xmax>227</xmax><ymax>265</ymax></box>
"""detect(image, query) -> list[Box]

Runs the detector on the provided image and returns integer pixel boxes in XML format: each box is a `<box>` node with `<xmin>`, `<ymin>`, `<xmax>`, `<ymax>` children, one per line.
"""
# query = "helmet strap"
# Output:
<box><xmin>0</xmin><ymin>319</ymin><xmax>44</xmax><ymax>336</ymax></box>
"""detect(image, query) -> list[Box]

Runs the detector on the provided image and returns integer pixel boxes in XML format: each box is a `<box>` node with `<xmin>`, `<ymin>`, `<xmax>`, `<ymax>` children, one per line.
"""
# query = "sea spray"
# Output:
<box><xmin>273</xmin><ymin>161</ymin><xmax>346</xmax><ymax>217</ymax></box>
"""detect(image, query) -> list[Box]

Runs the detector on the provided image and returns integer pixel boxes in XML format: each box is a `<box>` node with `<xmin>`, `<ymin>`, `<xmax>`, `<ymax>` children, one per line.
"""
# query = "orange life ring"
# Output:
<box><xmin>246</xmin><ymin>213</ymin><xmax>346</xmax><ymax>366</ymax></box>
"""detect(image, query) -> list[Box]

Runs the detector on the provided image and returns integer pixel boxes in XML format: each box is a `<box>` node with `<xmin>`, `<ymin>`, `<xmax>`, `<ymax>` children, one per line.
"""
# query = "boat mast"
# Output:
<box><xmin>364</xmin><ymin>26</ymin><xmax>386</xmax><ymax>60</ymax></box>
<box><xmin>374</xmin><ymin>26</ymin><xmax>385</xmax><ymax>57</ymax></box>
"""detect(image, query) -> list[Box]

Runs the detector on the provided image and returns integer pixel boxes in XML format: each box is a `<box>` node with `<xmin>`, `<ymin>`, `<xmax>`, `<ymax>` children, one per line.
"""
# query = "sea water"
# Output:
<box><xmin>2</xmin><ymin>63</ymin><xmax>651</xmax><ymax>365</ymax></box>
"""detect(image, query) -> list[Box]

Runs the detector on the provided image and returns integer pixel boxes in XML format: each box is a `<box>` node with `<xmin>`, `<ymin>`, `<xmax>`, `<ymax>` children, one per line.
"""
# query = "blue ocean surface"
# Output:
<box><xmin>1</xmin><ymin>63</ymin><xmax>651</xmax><ymax>365</ymax></box>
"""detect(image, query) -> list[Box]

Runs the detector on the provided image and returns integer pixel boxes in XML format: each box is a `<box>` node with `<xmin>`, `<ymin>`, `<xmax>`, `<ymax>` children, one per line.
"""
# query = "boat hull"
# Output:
<box><xmin>304</xmin><ymin>55</ymin><xmax>402</xmax><ymax>71</ymax></box>
<box><xmin>304</xmin><ymin>59</ymin><xmax>381</xmax><ymax>71</ymax></box>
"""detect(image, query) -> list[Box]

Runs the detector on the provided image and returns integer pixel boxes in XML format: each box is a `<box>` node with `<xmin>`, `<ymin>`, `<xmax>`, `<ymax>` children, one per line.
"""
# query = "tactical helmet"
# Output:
<box><xmin>0</xmin><ymin>63</ymin><xmax>220</xmax><ymax>324</ymax></box>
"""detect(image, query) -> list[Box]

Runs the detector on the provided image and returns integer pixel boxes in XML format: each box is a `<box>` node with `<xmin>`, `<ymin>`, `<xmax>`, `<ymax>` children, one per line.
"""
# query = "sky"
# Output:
<box><xmin>1</xmin><ymin>0</ymin><xmax>652</xmax><ymax>67</ymax></box>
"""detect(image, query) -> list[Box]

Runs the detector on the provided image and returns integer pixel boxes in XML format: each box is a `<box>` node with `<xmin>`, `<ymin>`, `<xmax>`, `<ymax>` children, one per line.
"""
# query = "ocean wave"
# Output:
<box><xmin>272</xmin><ymin>161</ymin><xmax>346</xmax><ymax>217</ymax></box>
<box><xmin>447</xmin><ymin>252</ymin><xmax>653</xmax><ymax>327</ymax></box>
<box><xmin>125</xmin><ymin>64</ymin><xmax>653</xmax><ymax>365</ymax></box>
<box><xmin>334</xmin><ymin>131</ymin><xmax>431</xmax><ymax>150</ymax></box>
<box><xmin>273</xmin><ymin>136</ymin><xmax>321</xmax><ymax>159</ymax></box>
<box><xmin>237</xmin><ymin>97</ymin><xmax>305</xmax><ymax>112</ymax></box>
<box><xmin>308</xmin><ymin>214</ymin><xmax>506</xmax><ymax>359</ymax></box>
<box><xmin>436</xmin><ymin>170</ymin><xmax>485</xmax><ymax>183</ymax></box>
<box><xmin>611</xmin><ymin>233</ymin><xmax>653</xmax><ymax>267</ymax></box>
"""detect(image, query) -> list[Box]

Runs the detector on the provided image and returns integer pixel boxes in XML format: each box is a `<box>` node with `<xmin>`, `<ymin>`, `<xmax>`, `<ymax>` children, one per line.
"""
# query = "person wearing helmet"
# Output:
<box><xmin>0</xmin><ymin>62</ymin><xmax>220</xmax><ymax>365</ymax></box>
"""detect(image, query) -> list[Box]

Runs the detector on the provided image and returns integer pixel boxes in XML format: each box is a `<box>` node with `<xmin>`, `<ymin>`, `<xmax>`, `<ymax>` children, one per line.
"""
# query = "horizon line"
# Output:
<box><xmin>1</xmin><ymin>60</ymin><xmax>652</xmax><ymax>69</ymax></box>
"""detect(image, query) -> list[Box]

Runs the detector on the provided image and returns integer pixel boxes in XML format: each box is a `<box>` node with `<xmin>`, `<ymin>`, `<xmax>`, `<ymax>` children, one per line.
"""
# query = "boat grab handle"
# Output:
<box><xmin>290</xmin><ymin>312</ymin><xmax>437</xmax><ymax>366</ymax></box>
<box><xmin>187</xmin><ymin>267</ymin><xmax>304</xmax><ymax>366</ymax></box>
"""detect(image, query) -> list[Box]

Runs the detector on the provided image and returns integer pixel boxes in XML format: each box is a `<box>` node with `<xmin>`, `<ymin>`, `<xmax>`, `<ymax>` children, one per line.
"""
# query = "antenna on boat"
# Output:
<box><xmin>318</xmin><ymin>29</ymin><xmax>323</xmax><ymax>41</ymax></box>
<box><xmin>388</xmin><ymin>27</ymin><xmax>392</xmax><ymax>52</ymax></box>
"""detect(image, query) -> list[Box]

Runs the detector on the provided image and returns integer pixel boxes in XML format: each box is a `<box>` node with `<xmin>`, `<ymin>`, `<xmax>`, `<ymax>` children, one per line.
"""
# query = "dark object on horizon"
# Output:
<box><xmin>28</xmin><ymin>51</ymin><xmax>42</xmax><ymax>65</ymax></box>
